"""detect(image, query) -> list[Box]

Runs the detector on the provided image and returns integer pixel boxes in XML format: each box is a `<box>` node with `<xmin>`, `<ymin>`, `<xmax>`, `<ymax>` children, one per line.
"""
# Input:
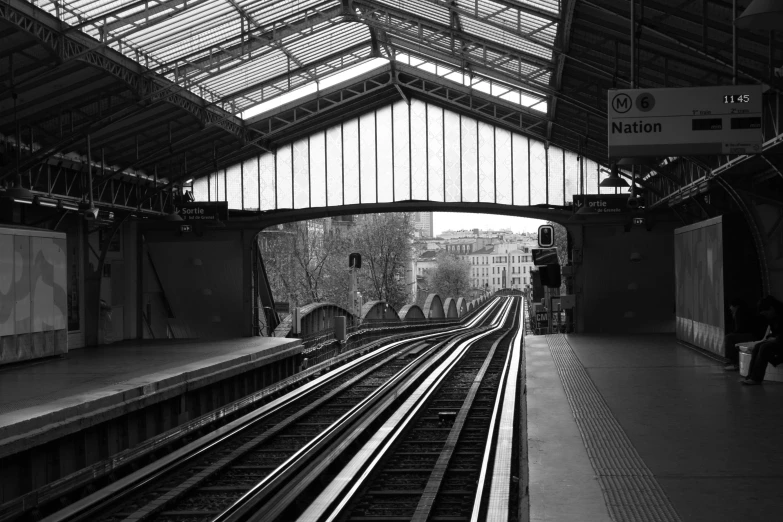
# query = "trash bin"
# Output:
<box><xmin>738</xmin><ymin>343</ymin><xmax>755</xmax><ymax>377</ymax></box>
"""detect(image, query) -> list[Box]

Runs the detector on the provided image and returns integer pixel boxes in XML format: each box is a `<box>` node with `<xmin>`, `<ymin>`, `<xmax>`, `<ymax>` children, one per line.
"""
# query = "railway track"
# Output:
<box><xmin>43</xmin><ymin>298</ymin><xmax>512</xmax><ymax>522</ymax></box>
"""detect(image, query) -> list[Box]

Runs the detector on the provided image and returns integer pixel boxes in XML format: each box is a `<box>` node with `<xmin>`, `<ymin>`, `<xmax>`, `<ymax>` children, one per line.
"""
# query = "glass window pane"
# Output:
<box><xmin>276</xmin><ymin>145</ymin><xmax>293</xmax><ymax>209</ymax></box>
<box><xmin>512</xmin><ymin>133</ymin><xmax>528</xmax><ymax>206</ymax></box>
<box><xmin>242</xmin><ymin>158</ymin><xmax>259</xmax><ymax>210</ymax></box>
<box><xmin>217</xmin><ymin>169</ymin><xmax>225</xmax><ymax>202</ymax></box>
<box><xmin>310</xmin><ymin>132</ymin><xmax>326</xmax><ymax>208</ymax></box>
<box><xmin>259</xmin><ymin>153</ymin><xmax>276</xmax><ymax>210</ymax></box>
<box><xmin>564</xmin><ymin>149</ymin><xmax>579</xmax><ymax>205</ymax></box>
<box><xmin>444</xmin><ymin>109</ymin><xmax>461</xmax><ymax>202</ymax></box>
<box><xmin>293</xmin><ymin>137</ymin><xmax>309</xmax><ymax>209</ymax></box>
<box><xmin>478</xmin><ymin>121</ymin><xmax>495</xmax><ymax>203</ymax></box>
<box><xmin>392</xmin><ymin>100</ymin><xmax>410</xmax><ymax>201</ymax></box>
<box><xmin>376</xmin><ymin>106</ymin><xmax>394</xmax><ymax>203</ymax></box>
<box><xmin>547</xmin><ymin>146</ymin><xmax>563</xmax><ymax>206</ymax></box>
<box><xmin>226</xmin><ymin>163</ymin><xmax>242</xmax><ymax>209</ymax></box>
<box><xmin>343</xmin><ymin>119</ymin><xmax>360</xmax><ymax>205</ymax></box>
<box><xmin>210</xmin><ymin>172</ymin><xmax>218</xmax><ymax>201</ymax></box>
<box><xmin>193</xmin><ymin>176</ymin><xmax>208</xmax><ymax>202</ymax></box>
<box><xmin>360</xmin><ymin>112</ymin><xmax>377</xmax><ymax>204</ymax></box>
<box><xmin>495</xmin><ymin>128</ymin><xmax>512</xmax><ymax>205</ymax></box>
<box><xmin>585</xmin><ymin>158</ymin><xmax>599</xmax><ymax>195</ymax></box>
<box><xmin>529</xmin><ymin>140</ymin><xmax>547</xmax><ymax>205</ymax></box>
<box><xmin>326</xmin><ymin>125</ymin><xmax>343</xmax><ymax>206</ymax></box>
<box><xmin>461</xmin><ymin>116</ymin><xmax>478</xmax><ymax>203</ymax></box>
<box><xmin>427</xmin><ymin>104</ymin><xmax>444</xmax><ymax>202</ymax></box>
<box><xmin>410</xmin><ymin>99</ymin><xmax>428</xmax><ymax>200</ymax></box>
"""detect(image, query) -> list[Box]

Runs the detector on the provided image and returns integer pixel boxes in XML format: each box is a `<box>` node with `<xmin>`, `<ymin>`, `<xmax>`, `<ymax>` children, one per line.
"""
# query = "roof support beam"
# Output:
<box><xmin>547</xmin><ymin>0</ymin><xmax>576</xmax><ymax>140</ymax></box>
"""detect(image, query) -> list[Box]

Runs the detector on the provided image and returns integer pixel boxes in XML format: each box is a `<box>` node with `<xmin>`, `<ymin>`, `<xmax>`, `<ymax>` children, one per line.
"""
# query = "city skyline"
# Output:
<box><xmin>432</xmin><ymin>212</ymin><xmax>545</xmax><ymax>237</ymax></box>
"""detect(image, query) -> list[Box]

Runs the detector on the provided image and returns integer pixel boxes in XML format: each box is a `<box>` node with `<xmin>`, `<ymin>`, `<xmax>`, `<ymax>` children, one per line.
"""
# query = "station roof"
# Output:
<box><xmin>1</xmin><ymin>0</ymin><xmax>781</xmax><ymax>210</ymax></box>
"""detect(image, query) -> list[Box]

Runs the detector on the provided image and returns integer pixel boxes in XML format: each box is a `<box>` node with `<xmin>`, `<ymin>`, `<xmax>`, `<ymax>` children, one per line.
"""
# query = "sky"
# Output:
<box><xmin>432</xmin><ymin>212</ymin><xmax>545</xmax><ymax>236</ymax></box>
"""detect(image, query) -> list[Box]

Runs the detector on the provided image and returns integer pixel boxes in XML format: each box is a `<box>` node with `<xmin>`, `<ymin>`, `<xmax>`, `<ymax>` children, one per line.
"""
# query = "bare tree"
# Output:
<box><xmin>260</xmin><ymin>221</ymin><xmax>348</xmax><ymax>306</ymax></box>
<box><xmin>351</xmin><ymin>213</ymin><xmax>415</xmax><ymax>311</ymax></box>
<box><xmin>427</xmin><ymin>251</ymin><xmax>471</xmax><ymax>298</ymax></box>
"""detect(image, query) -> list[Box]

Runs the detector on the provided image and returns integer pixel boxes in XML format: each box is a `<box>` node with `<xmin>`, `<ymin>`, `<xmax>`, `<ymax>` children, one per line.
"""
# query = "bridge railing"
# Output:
<box><xmin>299</xmin><ymin>297</ymin><xmax>497</xmax><ymax>366</ymax></box>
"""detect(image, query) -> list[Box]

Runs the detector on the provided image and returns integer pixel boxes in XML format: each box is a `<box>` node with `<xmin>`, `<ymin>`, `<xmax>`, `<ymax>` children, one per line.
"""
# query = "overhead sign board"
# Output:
<box><xmin>607</xmin><ymin>85</ymin><xmax>762</xmax><ymax>158</ymax></box>
<box><xmin>174</xmin><ymin>201</ymin><xmax>228</xmax><ymax>221</ymax></box>
<box><xmin>573</xmin><ymin>194</ymin><xmax>630</xmax><ymax>214</ymax></box>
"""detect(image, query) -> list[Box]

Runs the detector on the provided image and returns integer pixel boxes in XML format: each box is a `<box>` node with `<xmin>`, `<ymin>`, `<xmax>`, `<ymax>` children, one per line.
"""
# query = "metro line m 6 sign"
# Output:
<box><xmin>607</xmin><ymin>85</ymin><xmax>763</xmax><ymax>158</ymax></box>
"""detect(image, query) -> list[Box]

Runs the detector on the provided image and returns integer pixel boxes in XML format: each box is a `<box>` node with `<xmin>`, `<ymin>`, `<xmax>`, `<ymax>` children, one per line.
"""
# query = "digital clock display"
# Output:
<box><xmin>724</xmin><ymin>94</ymin><xmax>751</xmax><ymax>104</ymax></box>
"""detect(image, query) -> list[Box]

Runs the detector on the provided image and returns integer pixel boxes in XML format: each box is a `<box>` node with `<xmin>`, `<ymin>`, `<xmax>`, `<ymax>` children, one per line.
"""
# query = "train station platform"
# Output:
<box><xmin>526</xmin><ymin>333</ymin><xmax>783</xmax><ymax>522</ymax></box>
<box><xmin>0</xmin><ymin>337</ymin><xmax>301</xmax><ymax>448</ymax></box>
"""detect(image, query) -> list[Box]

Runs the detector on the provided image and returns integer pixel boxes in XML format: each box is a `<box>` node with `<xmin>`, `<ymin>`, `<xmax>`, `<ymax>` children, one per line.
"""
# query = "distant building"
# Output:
<box><xmin>412</xmin><ymin>212</ymin><xmax>434</xmax><ymax>238</ymax></box>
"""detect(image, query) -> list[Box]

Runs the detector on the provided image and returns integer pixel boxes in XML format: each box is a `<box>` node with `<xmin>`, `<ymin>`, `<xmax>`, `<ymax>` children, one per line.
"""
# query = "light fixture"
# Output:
<box><xmin>164</xmin><ymin>211</ymin><xmax>184</xmax><ymax>221</ymax></box>
<box><xmin>33</xmin><ymin>195</ymin><xmax>58</xmax><ymax>208</ymax></box>
<box><xmin>735</xmin><ymin>0</ymin><xmax>783</xmax><ymax>30</ymax></box>
<box><xmin>599</xmin><ymin>165</ymin><xmax>629</xmax><ymax>188</ymax></box>
<box><xmin>58</xmin><ymin>200</ymin><xmax>80</xmax><ymax>211</ymax></box>
<box><xmin>5</xmin><ymin>183</ymin><xmax>33</xmax><ymax>202</ymax></box>
<box><xmin>630</xmin><ymin>252</ymin><xmax>642</xmax><ymax>262</ymax></box>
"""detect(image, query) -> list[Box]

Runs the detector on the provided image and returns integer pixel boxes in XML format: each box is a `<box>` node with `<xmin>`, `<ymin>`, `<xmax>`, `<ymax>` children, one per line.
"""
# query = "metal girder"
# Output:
<box><xmin>210</xmin><ymin>42</ymin><xmax>372</xmax><ymax>107</ymax></box>
<box><xmin>0</xmin><ymin>0</ymin><xmax>249</xmax><ymax>154</ymax></box>
<box><xmin>392</xmin><ymin>43</ymin><xmax>602</xmax><ymax>120</ymax></box>
<box><xmin>22</xmin><ymin>160</ymin><xmax>169</xmax><ymax>216</ymax></box>
<box><xmin>159</xmin><ymin>5</ymin><xmax>344</xmax><ymax>80</ymax></box>
<box><xmin>580</xmin><ymin>0</ymin><xmax>781</xmax><ymax>93</ymax></box>
<box><xmin>349</xmin><ymin>0</ymin><xmax>554</xmax><ymax>70</ymax></box>
<box><xmin>547</xmin><ymin>0</ymin><xmax>576</xmax><ymax>140</ymax></box>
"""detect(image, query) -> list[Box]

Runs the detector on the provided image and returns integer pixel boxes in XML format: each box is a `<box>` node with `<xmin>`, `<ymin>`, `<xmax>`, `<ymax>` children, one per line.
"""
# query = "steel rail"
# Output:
<box><xmin>291</xmin><ymin>299</ymin><xmax>516</xmax><ymax>522</ymax></box>
<box><xmin>41</xmin><ymin>299</ymin><xmax>502</xmax><ymax>522</ymax></box>
<box><xmin>214</xmin><ymin>299</ymin><xmax>509</xmax><ymax>522</ymax></box>
<box><xmin>410</xmin><ymin>302</ymin><xmax>519</xmax><ymax>521</ymax></box>
<box><xmin>472</xmin><ymin>299</ymin><xmax>525</xmax><ymax>522</ymax></box>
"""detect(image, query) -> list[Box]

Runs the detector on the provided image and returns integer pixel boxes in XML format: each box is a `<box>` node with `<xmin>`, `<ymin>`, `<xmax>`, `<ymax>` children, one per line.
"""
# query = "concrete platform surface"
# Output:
<box><xmin>0</xmin><ymin>337</ymin><xmax>302</xmax><ymax>445</ymax></box>
<box><xmin>527</xmin><ymin>332</ymin><xmax>783</xmax><ymax>522</ymax></box>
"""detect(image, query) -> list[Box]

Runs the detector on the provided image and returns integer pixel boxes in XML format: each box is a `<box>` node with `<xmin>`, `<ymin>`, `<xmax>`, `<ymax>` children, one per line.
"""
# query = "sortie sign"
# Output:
<box><xmin>572</xmin><ymin>194</ymin><xmax>630</xmax><ymax>214</ymax></box>
<box><xmin>174</xmin><ymin>202</ymin><xmax>228</xmax><ymax>221</ymax></box>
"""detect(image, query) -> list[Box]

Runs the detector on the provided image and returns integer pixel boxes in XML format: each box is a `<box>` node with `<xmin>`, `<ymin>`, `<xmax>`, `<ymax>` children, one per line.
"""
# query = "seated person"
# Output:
<box><xmin>740</xmin><ymin>295</ymin><xmax>783</xmax><ymax>385</ymax></box>
<box><xmin>723</xmin><ymin>298</ymin><xmax>758</xmax><ymax>371</ymax></box>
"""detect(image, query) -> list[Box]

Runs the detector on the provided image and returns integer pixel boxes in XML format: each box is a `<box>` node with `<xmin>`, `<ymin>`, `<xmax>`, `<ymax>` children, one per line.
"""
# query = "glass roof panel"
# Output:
<box><xmin>39</xmin><ymin>0</ymin><xmax>559</xmax><ymax>120</ymax></box>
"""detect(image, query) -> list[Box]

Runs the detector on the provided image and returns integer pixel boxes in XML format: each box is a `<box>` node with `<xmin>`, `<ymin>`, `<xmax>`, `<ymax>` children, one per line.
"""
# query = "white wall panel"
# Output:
<box><xmin>427</xmin><ymin>104</ymin><xmax>445</xmax><ymax>202</ymax></box>
<box><xmin>547</xmin><ymin>146</ymin><xmax>564</xmax><ymax>206</ymax></box>
<box><xmin>529</xmin><ymin>140</ymin><xmax>547</xmax><ymax>205</ymax></box>
<box><xmin>310</xmin><ymin>132</ymin><xmax>327</xmax><ymax>208</ymax></box>
<box><xmin>342</xmin><ymin>119</ymin><xmax>360</xmax><ymax>205</ymax></box>
<box><xmin>242</xmin><ymin>158</ymin><xmax>259</xmax><ymax>210</ymax></box>
<box><xmin>443</xmin><ymin>110</ymin><xmax>461</xmax><ymax>202</ymax></box>
<box><xmin>392</xmin><ymin>101</ymin><xmax>410</xmax><ymax>201</ymax></box>
<box><xmin>376</xmin><ymin>106</ymin><xmax>394</xmax><ymax>203</ymax></box>
<box><xmin>359</xmin><ymin>112</ymin><xmax>377</xmax><ymax>204</ymax></box>
<box><xmin>293</xmin><ymin>138</ymin><xmax>310</xmax><ymax>209</ymax></box>
<box><xmin>478</xmin><ymin>121</ymin><xmax>495</xmax><ymax>203</ymax></box>
<box><xmin>410</xmin><ymin>99</ymin><xmax>428</xmax><ymax>200</ymax></box>
<box><xmin>564</xmin><ymin>150</ymin><xmax>580</xmax><ymax>204</ymax></box>
<box><xmin>276</xmin><ymin>144</ymin><xmax>293</xmax><ymax>208</ymax></box>
<box><xmin>259</xmin><ymin>153</ymin><xmax>276</xmax><ymax>210</ymax></box>
<box><xmin>461</xmin><ymin>116</ymin><xmax>478</xmax><ymax>202</ymax></box>
<box><xmin>326</xmin><ymin>125</ymin><xmax>343</xmax><ymax>206</ymax></box>
<box><xmin>512</xmin><ymin>134</ymin><xmax>529</xmax><ymax>206</ymax></box>
<box><xmin>495</xmin><ymin>128</ymin><xmax>512</xmax><ymax>205</ymax></box>
<box><xmin>226</xmin><ymin>163</ymin><xmax>242</xmax><ymax>209</ymax></box>
<box><xmin>193</xmin><ymin>177</ymin><xmax>209</xmax><ymax>202</ymax></box>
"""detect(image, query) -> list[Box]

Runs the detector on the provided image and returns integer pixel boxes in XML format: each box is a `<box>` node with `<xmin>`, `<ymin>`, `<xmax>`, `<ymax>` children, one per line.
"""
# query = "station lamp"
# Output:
<box><xmin>735</xmin><ymin>0</ymin><xmax>783</xmax><ymax>30</ymax></box>
<box><xmin>599</xmin><ymin>165</ymin><xmax>629</xmax><ymax>188</ymax></box>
